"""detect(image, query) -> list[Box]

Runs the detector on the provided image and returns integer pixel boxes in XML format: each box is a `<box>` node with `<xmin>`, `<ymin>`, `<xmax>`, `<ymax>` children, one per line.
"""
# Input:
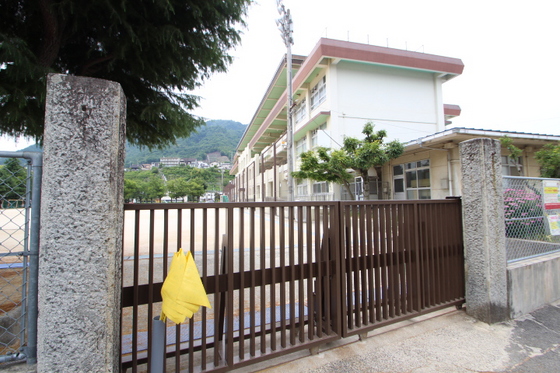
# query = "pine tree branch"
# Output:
<box><xmin>37</xmin><ymin>0</ymin><xmax>64</xmax><ymax>68</ymax></box>
<box><xmin>79</xmin><ymin>54</ymin><xmax>116</xmax><ymax>76</ymax></box>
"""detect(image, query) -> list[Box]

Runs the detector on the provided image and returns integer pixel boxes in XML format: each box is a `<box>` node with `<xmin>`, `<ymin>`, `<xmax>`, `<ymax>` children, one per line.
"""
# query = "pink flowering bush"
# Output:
<box><xmin>504</xmin><ymin>188</ymin><xmax>546</xmax><ymax>239</ymax></box>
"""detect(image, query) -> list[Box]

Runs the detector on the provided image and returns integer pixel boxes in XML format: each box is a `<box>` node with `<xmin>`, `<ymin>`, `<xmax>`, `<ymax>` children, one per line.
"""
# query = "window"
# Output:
<box><xmin>502</xmin><ymin>156</ymin><xmax>523</xmax><ymax>176</ymax></box>
<box><xmin>310</xmin><ymin>123</ymin><xmax>327</xmax><ymax>148</ymax></box>
<box><xmin>297</xmin><ymin>179</ymin><xmax>308</xmax><ymax>196</ymax></box>
<box><xmin>404</xmin><ymin>160</ymin><xmax>431</xmax><ymax>199</ymax></box>
<box><xmin>296</xmin><ymin>137</ymin><xmax>307</xmax><ymax>155</ymax></box>
<box><xmin>294</xmin><ymin>98</ymin><xmax>307</xmax><ymax>124</ymax></box>
<box><xmin>312</xmin><ymin>181</ymin><xmax>329</xmax><ymax>194</ymax></box>
<box><xmin>311</xmin><ymin>129</ymin><xmax>318</xmax><ymax>148</ymax></box>
<box><xmin>310</xmin><ymin>76</ymin><xmax>326</xmax><ymax>110</ymax></box>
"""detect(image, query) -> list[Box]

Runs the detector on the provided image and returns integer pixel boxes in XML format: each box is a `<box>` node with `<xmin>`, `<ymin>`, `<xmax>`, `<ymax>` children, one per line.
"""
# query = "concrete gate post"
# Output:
<box><xmin>38</xmin><ymin>74</ymin><xmax>126</xmax><ymax>371</ymax></box>
<box><xmin>459</xmin><ymin>138</ymin><xmax>508</xmax><ymax>323</ymax></box>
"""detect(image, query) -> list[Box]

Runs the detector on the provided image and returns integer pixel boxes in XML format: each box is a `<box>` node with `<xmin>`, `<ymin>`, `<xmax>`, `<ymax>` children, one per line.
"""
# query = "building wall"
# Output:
<box><xmin>333</xmin><ymin>61</ymin><xmax>443</xmax><ymax>143</ymax></box>
<box><xmin>384</xmin><ymin>142</ymin><xmax>549</xmax><ymax>201</ymax></box>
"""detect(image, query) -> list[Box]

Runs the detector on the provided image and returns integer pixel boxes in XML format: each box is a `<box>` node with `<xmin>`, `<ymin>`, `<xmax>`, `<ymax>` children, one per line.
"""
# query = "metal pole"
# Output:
<box><xmin>15</xmin><ymin>152</ymin><xmax>41</xmax><ymax>364</ymax></box>
<box><xmin>287</xmin><ymin>38</ymin><xmax>294</xmax><ymax>201</ymax></box>
<box><xmin>277</xmin><ymin>0</ymin><xmax>294</xmax><ymax>201</ymax></box>
<box><xmin>150</xmin><ymin>316</ymin><xmax>165</xmax><ymax>373</ymax></box>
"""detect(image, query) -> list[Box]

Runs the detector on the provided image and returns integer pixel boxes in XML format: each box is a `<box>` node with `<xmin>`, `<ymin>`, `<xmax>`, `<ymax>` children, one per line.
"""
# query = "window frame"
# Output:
<box><xmin>404</xmin><ymin>159</ymin><xmax>431</xmax><ymax>200</ymax></box>
<box><xmin>501</xmin><ymin>156</ymin><xmax>523</xmax><ymax>176</ymax></box>
<box><xmin>312</xmin><ymin>181</ymin><xmax>329</xmax><ymax>194</ymax></box>
<box><xmin>310</xmin><ymin>76</ymin><xmax>326</xmax><ymax>110</ymax></box>
<box><xmin>295</xmin><ymin>137</ymin><xmax>307</xmax><ymax>155</ymax></box>
<box><xmin>296</xmin><ymin>179</ymin><xmax>308</xmax><ymax>197</ymax></box>
<box><xmin>294</xmin><ymin>98</ymin><xmax>307</xmax><ymax>124</ymax></box>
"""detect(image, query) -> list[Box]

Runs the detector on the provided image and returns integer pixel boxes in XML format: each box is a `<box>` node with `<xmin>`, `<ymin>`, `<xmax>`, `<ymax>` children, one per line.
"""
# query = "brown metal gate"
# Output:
<box><xmin>339</xmin><ymin>199</ymin><xmax>464</xmax><ymax>338</ymax></box>
<box><xmin>121</xmin><ymin>199</ymin><xmax>464</xmax><ymax>372</ymax></box>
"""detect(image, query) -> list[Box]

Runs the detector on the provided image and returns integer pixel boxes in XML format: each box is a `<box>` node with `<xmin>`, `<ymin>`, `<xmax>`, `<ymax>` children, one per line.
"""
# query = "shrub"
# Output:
<box><xmin>504</xmin><ymin>188</ymin><xmax>546</xmax><ymax>239</ymax></box>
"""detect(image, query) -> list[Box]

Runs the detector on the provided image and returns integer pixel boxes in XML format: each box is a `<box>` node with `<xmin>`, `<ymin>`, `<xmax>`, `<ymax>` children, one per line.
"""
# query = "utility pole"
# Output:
<box><xmin>276</xmin><ymin>0</ymin><xmax>294</xmax><ymax>201</ymax></box>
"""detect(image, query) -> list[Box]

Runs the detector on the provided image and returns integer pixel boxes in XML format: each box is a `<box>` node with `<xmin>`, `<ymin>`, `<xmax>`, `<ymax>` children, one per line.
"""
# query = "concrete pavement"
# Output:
<box><xmin>244</xmin><ymin>300</ymin><xmax>560</xmax><ymax>373</ymax></box>
<box><xmin>3</xmin><ymin>301</ymin><xmax>559</xmax><ymax>372</ymax></box>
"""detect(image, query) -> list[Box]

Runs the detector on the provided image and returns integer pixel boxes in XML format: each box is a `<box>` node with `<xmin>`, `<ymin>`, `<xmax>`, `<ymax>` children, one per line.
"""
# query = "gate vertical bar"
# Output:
<box><xmin>279</xmin><ymin>207</ymin><xmax>287</xmax><ymax>348</ymax></box>
<box><xmin>260</xmin><ymin>206</ymin><xmax>266</xmax><ymax>352</ymax></box>
<box><xmin>19</xmin><ymin>161</ymin><xmax>31</xmax><ymax>356</ymax></box>
<box><xmin>24</xmin><ymin>152</ymin><xmax>42</xmax><ymax>364</ymax></box>
<box><xmin>238</xmin><ymin>207</ymin><xmax>245</xmax><ymax>359</ymax></box>
<box><xmin>297</xmin><ymin>206</ymin><xmax>304</xmax><ymax>341</ymax></box>
<box><xmin>306</xmin><ymin>205</ymin><xmax>313</xmax><ymax>340</ymax></box>
<box><xmin>270</xmin><ymin>206</ymin><xmax>277</xmax><ymax>349</ymax></box>
<box><xmin>226</xmin><ymin>206</ymin><xmax>235</xmax><ymax>366</ymax></box>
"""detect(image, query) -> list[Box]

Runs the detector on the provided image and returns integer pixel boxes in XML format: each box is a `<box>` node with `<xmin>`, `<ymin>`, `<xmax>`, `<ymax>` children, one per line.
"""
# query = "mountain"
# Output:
<box><xmin>11</xmin><ymin>120</ymin><xmax>247</xmax><ymax>166</ymax></box>
<box><xmin>124</xmin><ymin>119</ymin><xmax>246</xmax><ymax>166</ymax></box>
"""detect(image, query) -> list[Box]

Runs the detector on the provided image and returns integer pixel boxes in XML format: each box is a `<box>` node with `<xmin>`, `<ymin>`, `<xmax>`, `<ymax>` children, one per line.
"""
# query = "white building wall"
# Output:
<box><xmin>333</xmin><ymin>61</ymin><xmax>440</xmax><ymax>143</ymax></box>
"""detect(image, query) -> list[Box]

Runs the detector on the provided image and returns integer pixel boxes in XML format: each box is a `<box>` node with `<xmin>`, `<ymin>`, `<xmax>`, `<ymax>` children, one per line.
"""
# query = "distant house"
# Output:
<box><xmin>160</xmin><ymin>157</ymin><xmax>183</xmax><ymax>167</ymax></box>
<box><xmin>183</xmin><ymin>158</ymin><xmax>197</xmax><ymax>166</ymax></box>
<box><xmin>141</xmin><ymin>163</ymin><xmax>156</xmax><ymax>170</ymax></box>
<box><xmin>206</xmin><ymin>151</ymin><xmax>223</xmax><ymax>163</ymax></box>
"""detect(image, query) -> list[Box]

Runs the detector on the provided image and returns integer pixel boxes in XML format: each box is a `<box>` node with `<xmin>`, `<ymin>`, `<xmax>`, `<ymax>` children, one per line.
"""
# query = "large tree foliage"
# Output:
<box><xmin>184</xmin><ymin>179</ymin><xmax>205</xmax><ymax>201</ymax></box>
<box><xmin>124</xmin><ymin>169</ymin><xmax>166</xmax><ymax>201</ymax></box>
<box><xmin>167</xmin><ymin>178</ymin><xmax>189</xmax><ymax>200</ymax></box>
<box><xmin>293</xmin><ymin>123</ymin><xmax>404</xmax><ymax>200</ymax></box>
<box><xmin>535</xmin><ymin>143</ymin><xmax>560</xmax><ymax>178</ymax></box>
<box><xmin>124</xmin><ymin>165</ymin><xmax>229</xmax><ymax>202</ymax></box>
<box><xmin>0</xmin><ymin>0</ymin><xmax>250</xmax><ymax>148</ymax></box>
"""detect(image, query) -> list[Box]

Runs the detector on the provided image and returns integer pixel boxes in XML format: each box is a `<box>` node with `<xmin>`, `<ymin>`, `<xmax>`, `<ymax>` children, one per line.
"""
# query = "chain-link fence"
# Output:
<box><xmin>0</xmin><ymin>152</ymin><xmax>42</xmax><ymax>366</ymax></box>
<box><xmin>503</xmin><ymin>176</ymin><xmax>560</xmax><ymax>263</ymax></box>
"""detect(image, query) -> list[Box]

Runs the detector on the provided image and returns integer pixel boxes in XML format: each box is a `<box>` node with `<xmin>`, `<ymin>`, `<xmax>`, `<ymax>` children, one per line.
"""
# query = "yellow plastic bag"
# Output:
<box><xmin>160</xmin><ymin>248</ymin><xmax>211</xmax><ymax>324</ymax></box>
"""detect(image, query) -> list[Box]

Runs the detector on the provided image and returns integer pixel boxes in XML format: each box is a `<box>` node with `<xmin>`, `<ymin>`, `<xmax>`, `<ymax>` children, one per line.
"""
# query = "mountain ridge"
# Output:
<box><xmin>9</xmin><ymin>119</ymin><xmax>246</xmax><ymax>166</ymax></box>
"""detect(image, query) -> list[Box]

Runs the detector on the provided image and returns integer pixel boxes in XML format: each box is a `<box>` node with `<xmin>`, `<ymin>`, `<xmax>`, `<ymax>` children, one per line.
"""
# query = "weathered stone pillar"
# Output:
<box><xmin>38</xmin><ymin>74</ymin><xmax>126</xmax><ymax>371</ymax></box>
<box><xmin>459</xmin><ymin>138</ymin><xmax>508</xmax><ymax>323</ymax></box>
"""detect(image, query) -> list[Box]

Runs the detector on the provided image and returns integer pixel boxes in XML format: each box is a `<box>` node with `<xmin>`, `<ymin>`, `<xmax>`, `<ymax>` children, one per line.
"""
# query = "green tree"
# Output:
<box><xmin>0</xmin><ymin>0</ymin><xmax>250</xmax><ymax>148</ymax></box>
<box><xmin>0</xmin><ymin>157</ymin><xmax>27</xmax><ymax>202</ymax></box>
<box><xmin>167</xmin><ymin>178</ymin><xmax>189</xmax><ymax>201</ymax></box>
<box><xmin>293</xmin><ymin>123</ymin><xmax>404</xmax><ymax>200</ymax></box>
<box><xmin>185</xmin><ymin>180</ymin><xmax>205</xmax><ymax>202</ymax></box>
<box><xmin>161</xmin><ymin>165</ymin><xmax>232</xmax><ymax>191</ymax></box>
<box><xmin>124</xmin><ymin>169</ymin><xmax>166</xmax><ymax>201</ymax></box>
<box><xmin>145</xmin><ymin>176</ymin><xmax>166</xmax><ymax>201</ymax></box>
<box><xmin>123</xmin><ymin>178</ymin><xmax>140</xmax><ymax>202</ymax></box>
<box><xmin>294</xmin><ymin>147</ymin><xmax>355</xmax><ymax>197</ymax></box>
<box><xmin>535</xmin><ymin>143</ymin><xmax>560</xmax><ymax>178</ymax></box>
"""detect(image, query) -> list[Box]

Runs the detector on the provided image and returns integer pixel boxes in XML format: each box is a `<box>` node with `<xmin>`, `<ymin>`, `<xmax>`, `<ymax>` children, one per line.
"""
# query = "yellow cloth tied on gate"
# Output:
<box><xmin>160</xmin><ymin>248</ymin><xmax>211</xmax><ymax>324</ymax></box>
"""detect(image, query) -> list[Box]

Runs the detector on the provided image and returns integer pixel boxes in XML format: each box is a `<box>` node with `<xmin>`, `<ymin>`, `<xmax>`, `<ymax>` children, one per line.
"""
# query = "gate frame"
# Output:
<box><xmin>0</xmin><ymin>151</ymin><xmax>42</xmax><ymax>364</ymax></box>
<box><xmin>121</xmin><ymin>198</ymin><xmax>465</xmax><ymax>372</ymax></box>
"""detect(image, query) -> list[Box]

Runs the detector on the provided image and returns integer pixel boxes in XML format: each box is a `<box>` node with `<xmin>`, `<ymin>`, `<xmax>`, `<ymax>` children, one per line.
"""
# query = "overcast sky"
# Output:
<box><xmin>191</xmin><ymin>0</ymin><xmax>560</xmax><ymax>133</ymax></box>
<box><xmin>2</xmin><ymin>0</ymin><xmax>559</xmax><ymax>151</ymax></box>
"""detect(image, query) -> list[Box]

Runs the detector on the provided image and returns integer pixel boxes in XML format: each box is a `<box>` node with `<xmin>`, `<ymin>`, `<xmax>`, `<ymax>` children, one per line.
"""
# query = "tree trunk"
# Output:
<box><xmin>343</xmin><ymin>181</ymin><xmax>355</xmax><ymax>200</ymax></box>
